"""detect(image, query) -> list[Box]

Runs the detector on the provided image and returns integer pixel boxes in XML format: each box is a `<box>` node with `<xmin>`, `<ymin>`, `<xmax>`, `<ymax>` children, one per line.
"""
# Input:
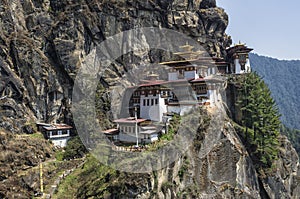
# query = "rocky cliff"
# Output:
<box><xmin>0</xmin><ymin>130</ymin><xmax>52</xmax><ymax>198</ymax></box>
<box><xmin>0</xmin><ymin>0</ymin><xmax>231</xmax><ymax>133</ymax></box>
<box><xmin>53</xmin><ymin>105</ymin><xmax>300</xmax><ymax>199</ymax></box>
<box><xmin>0</xmin><ymin>0</ymin><xmax>299</xmax><ymax>198</ymax></box>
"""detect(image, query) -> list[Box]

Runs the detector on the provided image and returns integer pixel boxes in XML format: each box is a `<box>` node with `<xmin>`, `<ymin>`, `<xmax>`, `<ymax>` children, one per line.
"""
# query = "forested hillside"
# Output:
<box><xmin>250</xmin><ymin>53</ymin><xmax>300</xmax><ymax>130</ymax></box>
<box><xmin>250</xmin><ymin>53</ymin><xmax>300</xmax><ymax>154</ymax></box>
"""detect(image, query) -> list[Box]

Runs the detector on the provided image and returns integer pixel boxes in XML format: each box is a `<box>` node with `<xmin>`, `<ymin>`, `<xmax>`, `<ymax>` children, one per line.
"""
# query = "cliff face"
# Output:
<box><xmin>0</xmin><ymin>0</ymin><xmax>299</xmax><ymax>198</ymax></box>
<box><xmin>57</xmin><ymin>106</ymin><xmax>299</xmax><ymax>199</ymax></box>
<box><xmin>0</xmin><ymin>130</ymin><xmax>53</xmax><ymax>198</ymax></box>
<box><xmin>0</xmin><ymin>0</ymin><xmax>231</xmax><ymax>133</ymax></box>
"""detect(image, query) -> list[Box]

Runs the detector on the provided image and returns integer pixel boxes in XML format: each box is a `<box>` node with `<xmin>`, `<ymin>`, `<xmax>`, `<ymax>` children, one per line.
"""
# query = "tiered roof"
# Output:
<box><xmin>226</xmin><ymin>43</ymin><xmax>253</xmax><ymax>57</ymax></box>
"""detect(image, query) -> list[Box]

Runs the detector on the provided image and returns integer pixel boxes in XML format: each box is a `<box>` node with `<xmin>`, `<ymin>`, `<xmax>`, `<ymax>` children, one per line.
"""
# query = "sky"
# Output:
<box><xmin>217</xmin><ymin>0</ymin><xmax>300</xmax><ymax>60</ymax></box>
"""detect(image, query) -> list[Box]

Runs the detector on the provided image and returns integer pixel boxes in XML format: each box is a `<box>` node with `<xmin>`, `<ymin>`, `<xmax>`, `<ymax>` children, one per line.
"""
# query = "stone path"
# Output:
<box><xmin>43</xmin><ymin>157</ymin><xmax>86</xmax><ymax>199</ymax></box>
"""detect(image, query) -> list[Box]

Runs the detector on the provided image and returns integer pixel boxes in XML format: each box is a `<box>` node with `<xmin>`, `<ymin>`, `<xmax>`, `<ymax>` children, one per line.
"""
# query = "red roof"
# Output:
<box><xmin>140</xmin><ymin>80</ymin><xmax>165</xmax><ymax>83</ymax></box>
<box><xmin>114</xmin><ymin>118</ymin><xmax>147</xmax><ymax>124</ymax></box>
<box><xmin>42</xmin><ymin>123</ymin><xmax>72</xmax><ymax>131</ymax></box>
<box><xmin>102</xmin><ymin>128</ymin><xmax>119</xmax><ymax>134</ymax></box>
<box><xmin>190</xmin><ymin>78</ymin><xmax>205</xmax><ymax>83</ymax></box>
<box><xmin>215</xmin><ymin>62</ymin><xmax>228</xmax><ymax>65</ymax></box>
<box><xmin>138</xmin><ymin>81</ymin><xmax>168</xmax><ymax>87</ymax></box>
<box><xmin>130</xmin><ymin>79</ymin><xmax>191</xmax><ymax>88</ymax></box>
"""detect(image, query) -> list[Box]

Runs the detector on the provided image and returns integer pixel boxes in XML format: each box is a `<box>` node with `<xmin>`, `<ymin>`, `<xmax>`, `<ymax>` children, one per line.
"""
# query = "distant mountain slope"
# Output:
<box><xmin>250</xmin><ymin>53</ymin><xmax>300</xmax><ymax>129</ymax></box>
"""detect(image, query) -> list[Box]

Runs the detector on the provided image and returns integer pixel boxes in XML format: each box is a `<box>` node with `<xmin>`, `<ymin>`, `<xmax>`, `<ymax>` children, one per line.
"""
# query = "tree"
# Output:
<box><xmin>236</xmin><ymin>72</ymin><xmax>280</xmax><ymax>168</ymax></box>
<box><xmin>63</xmin><ymin>136</ymin><xmax>88</xmax><ymax>160</ymax></box>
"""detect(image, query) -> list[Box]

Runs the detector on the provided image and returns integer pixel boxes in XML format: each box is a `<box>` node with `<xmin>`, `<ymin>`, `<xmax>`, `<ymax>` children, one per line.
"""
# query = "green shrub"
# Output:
<box><xmin>62</xmin><ymin>136</ymin><xmax>88</xmax><ymax>160</ymax></box>
<box><xmin>55</xmin><ymin>150</ymin><xmax>64</xmax><ymax>161</ymax></box>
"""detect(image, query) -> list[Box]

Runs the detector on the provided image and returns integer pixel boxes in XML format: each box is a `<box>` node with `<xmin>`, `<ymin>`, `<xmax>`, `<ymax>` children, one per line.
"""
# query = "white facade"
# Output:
<box><xmin>184</xmin><ymin>70</ymin><xmax>199</xmax><ymax>79</ymax></box>
<box><xmin>168</xmin><ymin>69</ymin><xmax>199</xmax><ymax>81</ymax></box>
<box><xmin>119</xmin><ymin>124</ymin><xmax>140</xmax><ymax>134</ymax></box>
<box><xmin>51</xmin><ymin>137</ymin><xmax>71</xmax><ymax>148</ymax></box>
<box><xmin>38</xmin><ymin>123</ymin><xmax>72</xmax><ymax>148</ymax></box>
<box><xmin>118</xmin><ymin>122</ymin><xmax>141</xmax><ymax>143</ymax></box>
<box><xmin>245</xmin><ymin>59</ymin><xmax>251</xmax><ymax>73</ymax></box>
<box><xmin>168</xmin><ymin>72</ymin><xmax>178</xmax><ymax>81</ymax></box>
<box><xmin>206</xmin><ymin>83</ymin><xmax>222</xmax><ymax>105</ymax></box>
<box><xmin>47</xmin><ymin>130</ymin><xmax>71</xmax><ymax>147</ymax></box>
<box><xmin>140</xmin><ymin>94</ymin><xmax>167</xmax><ymax>122</ymax></box>
<box><xmin>199</xmin><ymin>68</ymin><xmax>208</xmax><ymax>77</ymax></box>
<box><xmin>116</xmin><ymin>122</ymin><xmax>158</xmax><ymax>144</ymax></box>
<box><xmin>140</xmin><ymin>131</ymin><xmax>158</xmax><ymax>143</ymax></box>
<box><xmin>233</xmin><ymin>57</ymin><xmax>251</xmax><ymax>74</ymax></box>
<box><xmin>226</xmin><ymin>43</ymin><xmax>253</xmax><ymax>74</ymax></box>
<box><xmin>47</xmin><ymin>129</ymin><xmax>70</xmax><ymax>138</ymax></box>
<box><xmin>207</xmin><ymin>89</ymin><xmax>214</xmax><ymax>104</ymax></box>
<box><xmin>119</xmin><ymin>134</ymin><xmax>141</xmax><ymax>143</ymax></box>
<box><xmin>234</xmin><ymin>59</ymin><xmax>242</xmax><ymax>74</ymax></box>
<box><xmin>207</xmin><ymin>67</ymin><xmax>217</xmax><ymax>76</ymax></box>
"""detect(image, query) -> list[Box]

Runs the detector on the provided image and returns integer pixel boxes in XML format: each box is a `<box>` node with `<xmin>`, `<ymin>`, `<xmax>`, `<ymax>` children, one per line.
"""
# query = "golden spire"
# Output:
<box><xmin>178</xmin><ymin>42</ymin><xmax>194</xmax><ymax>52</ymax></box>
<box><xmin>236</xmin><ymin>40</ymin><xmax>246</xmax><ymax>46</ymax></box>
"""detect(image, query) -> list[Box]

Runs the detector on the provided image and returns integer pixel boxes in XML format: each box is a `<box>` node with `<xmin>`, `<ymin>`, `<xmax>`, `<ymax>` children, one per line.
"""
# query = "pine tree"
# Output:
<box><xmin>236</xmin><ymin>72</ymin><xmax>280</xmax><ymax>168</ymax></box>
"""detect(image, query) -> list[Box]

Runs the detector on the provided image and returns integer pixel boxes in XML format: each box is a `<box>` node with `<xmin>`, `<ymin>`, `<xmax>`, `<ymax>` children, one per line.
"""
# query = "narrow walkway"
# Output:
<box><xmin>111</xmin><ymin>144</ymin><xmax>148</xmax><ymax>152</ymax></box>
<box><xmin>41</xmin><ymin>157</ymin><xmax>86</xmax><ymax>199</ymax></box>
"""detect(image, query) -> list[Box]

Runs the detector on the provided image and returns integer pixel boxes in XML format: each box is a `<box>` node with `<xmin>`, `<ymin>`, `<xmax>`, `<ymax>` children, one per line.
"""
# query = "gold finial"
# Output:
<box><xmin>236</xmin><ymin>40</ymin><xmax>246</xmax><ymax>46</ymax></box>
<box><xmin>148</xmin><ymin>72</ymin><xmax>159</xmax><ymax>80</ymax></box>
<box><xmin>179</xmin><ymin>42</ymin><xmax>194</xmax><ymax>52</ymax></box>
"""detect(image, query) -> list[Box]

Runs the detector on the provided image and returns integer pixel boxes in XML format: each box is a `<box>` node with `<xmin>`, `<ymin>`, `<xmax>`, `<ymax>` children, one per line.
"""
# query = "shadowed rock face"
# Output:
<box><xmin>0</xmin><ymin>0</ymin><xmax>230</xmax><ymax>133</ymax></box>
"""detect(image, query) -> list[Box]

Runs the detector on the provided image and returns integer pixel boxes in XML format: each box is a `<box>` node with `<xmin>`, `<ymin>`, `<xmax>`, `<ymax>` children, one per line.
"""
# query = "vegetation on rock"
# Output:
<box><xmin>236</xmin><ymin>72</ymin><xmax>280</xmax><ymax>169</ymax></box>
<box><xmin>62</xmin><ymin>136</ymin><xmax>88</xmax><ymax>160</ymax></box>
<box><xmin>160</xmin><ymin>113</ymin><xmax>181</xmax><ymax>141</ymax></box>
<box><xmin>250</xmin><ymin>53</ymin><xmax>300</xmax><ymax>156</ymax></box>
<box><xmin>54</xmin><ymin>155</ymin><xmax>150</xmax><ymax>199</ymax></box>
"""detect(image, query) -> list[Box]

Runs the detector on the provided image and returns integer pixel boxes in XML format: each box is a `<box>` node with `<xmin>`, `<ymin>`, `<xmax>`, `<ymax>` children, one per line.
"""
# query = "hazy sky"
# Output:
<box><xmin>217</xmin><ymin>0</ymin><xmax>300</xmax><ymax>60</ymax></box>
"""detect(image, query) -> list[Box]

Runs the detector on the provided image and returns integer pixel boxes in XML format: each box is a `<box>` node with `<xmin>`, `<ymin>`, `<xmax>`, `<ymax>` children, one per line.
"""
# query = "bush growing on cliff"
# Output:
<box><xmin>160</xmin><ymin>114</ymin><xmax>181</xmax><ymax>141</ymax></box>
<box><xmin>236</xmin><ymin>72</ymin><xmax>280</xmax><ymax>169</ymax></box>
<box><xmin>62</xmin><ymin>136</ymin><xmax>88</xmax><ymax>160</ymax></box>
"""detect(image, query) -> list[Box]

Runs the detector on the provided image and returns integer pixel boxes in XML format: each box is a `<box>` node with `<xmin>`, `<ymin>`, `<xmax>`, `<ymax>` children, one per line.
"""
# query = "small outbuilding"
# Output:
<box><xmin>37</xmin><ymin>122</ymin><xmax>72</xmax><ymax>147</ymax></box>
